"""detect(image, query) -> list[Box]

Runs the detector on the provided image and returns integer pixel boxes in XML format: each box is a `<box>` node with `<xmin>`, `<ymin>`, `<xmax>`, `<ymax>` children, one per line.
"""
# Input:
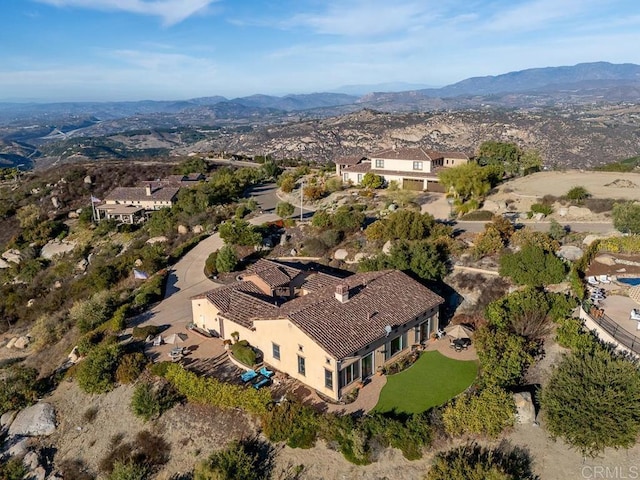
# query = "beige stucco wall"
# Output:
<box><xmin>191</xmin><ymin>296</ymin><xmax>440</xmax><ymax>400</ymax></box>
<box><xmin>443</xmin><ymin>156</ymin><xmax>468</xmax><ymax>167</ymax></box>
<box><xmin>375</xmin><ymin>158</ymin><xmax>432</xmax><ymax>173</ymax></box>
<box><xmin>104</xmin><ymin>199</ymin><xmax>173</xmax><ymax>210</ymax></box>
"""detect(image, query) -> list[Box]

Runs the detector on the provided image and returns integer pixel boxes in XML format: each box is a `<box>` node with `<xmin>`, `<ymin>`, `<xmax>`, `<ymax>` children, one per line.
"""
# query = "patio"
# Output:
<box><xmin>144</xmin><ymin>325</ymin><xmax>226</xmax><ymax>364</ymax></box>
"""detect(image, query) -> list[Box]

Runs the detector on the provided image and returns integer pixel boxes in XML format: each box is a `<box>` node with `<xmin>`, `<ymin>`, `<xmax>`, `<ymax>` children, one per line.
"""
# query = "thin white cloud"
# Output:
<box><xmin>483</xmin><ymin>0</ymin><xmax>598</xmax><ymax>32</ymax></box>
<box><xmin>34</xmin><ymin>0</ymin><xmax>216</xmax><ymax>25</ymax></box>
<box><xmin>281</xmin><ymin>0</ymin><xmax>437</xmax><ymax>37</ymax></box>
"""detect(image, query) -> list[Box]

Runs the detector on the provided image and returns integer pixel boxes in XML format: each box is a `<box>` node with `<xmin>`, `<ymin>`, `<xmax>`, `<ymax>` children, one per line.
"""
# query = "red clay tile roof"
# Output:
<box><xmin>440</xmin><ymin>151</ymin><xmax>470</xmax><ymax>160</ymax></box>
<box><xmin>245</xmin><ymin>259</ymin><xmax>303</xmax><ymax>288</ymax></box>
<box><xmin>205</xmin><ymin>281</ymin><xmax>279</xmax><ymax>328</ymax></box>
<box><xmin>105</xmin><ymin>185</ymin><xmax>180</xmax><ymax>202</ymax></box>
<box><xmin>200</xmin><ymin>263</ymin><xmax>443</xmax><ymax>359</ymax></box>
<box><xmin>336</xmin><ymin>155</ymin><xmax>366</xmax><ymax>165</ymax></box>
<box><xmin>342</xmin><ymin>163</ymin><xmax>372</xmax><ymax>173</ymax></box>
<box><xmin>280</xmin><ymin>270</ymin><xmax>443</xmax><ymax>358</ymax></box>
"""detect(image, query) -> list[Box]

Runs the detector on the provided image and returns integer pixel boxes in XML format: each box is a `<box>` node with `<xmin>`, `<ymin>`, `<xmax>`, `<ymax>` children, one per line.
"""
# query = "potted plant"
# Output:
<box><xmin>231</xmin><ymin>331</ymin><xmax>240</xmax><ymax>343</ymax></box>
<box><xmin>223</xmin><ymin>339</ymin><xmax>232</xmax><ymax>350</ymax></box>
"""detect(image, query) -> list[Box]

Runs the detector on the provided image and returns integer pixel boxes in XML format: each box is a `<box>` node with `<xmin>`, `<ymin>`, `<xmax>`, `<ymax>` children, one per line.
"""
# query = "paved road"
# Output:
<box><xmin>144</xmin><ymin>212</ymin><xmax>280</xmax><ymax>328</ymax></box>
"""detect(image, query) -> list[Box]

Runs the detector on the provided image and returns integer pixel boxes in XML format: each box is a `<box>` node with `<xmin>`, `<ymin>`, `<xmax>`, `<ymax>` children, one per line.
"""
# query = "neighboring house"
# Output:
<box><xmin>340</xmin><ymin>147</ymin><xmax>470</xmax><ymax>191</ymax></box>
<box><xmin>191</xmin><ymin>259</ymin><xmax>443</xmax><ymax>401</ymax></box>
<box><xmin>335</xmin><ymin>155</ymin><xmax>368</xmax><ymax>177</ymax></box>
<box><xmin>160</xmin><ymin>173</ymin><xmax>205</xmax><ymax>185</ymax></box>
<box><xmin>95</xmin><ymin>183</ymin><xmax>180</xmax><ymax>223</ymax></box>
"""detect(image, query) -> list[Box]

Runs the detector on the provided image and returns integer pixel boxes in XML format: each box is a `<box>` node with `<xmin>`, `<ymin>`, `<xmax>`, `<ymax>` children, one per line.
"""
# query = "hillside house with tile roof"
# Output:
<box><xmin>95</xmin><ymin>183</ymin><xmax>180</xmax><ymax>224</ymax></box>
<box><xmin>340</xmin><ymin>148</ymin><xmax>470</xmax><ymax>191</ymax></box>
<box><xmin>191</xmin><ymin>259</ymin><xmax>443</xmax><ymax>400</ymax></box>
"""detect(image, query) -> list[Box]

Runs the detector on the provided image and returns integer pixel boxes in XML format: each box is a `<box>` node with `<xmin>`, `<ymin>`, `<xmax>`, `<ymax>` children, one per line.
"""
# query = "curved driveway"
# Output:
<box><xmin>145</xmin><ymin>212</ymin><xmax>280</xmax><ymax>328</ymax></box>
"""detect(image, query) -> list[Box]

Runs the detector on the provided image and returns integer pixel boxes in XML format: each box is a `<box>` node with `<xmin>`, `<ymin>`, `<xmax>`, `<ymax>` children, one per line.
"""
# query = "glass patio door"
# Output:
<box><xmin>361</xmin><ymin>352</ymin><xmax>374</xmax><ymax>379</ymax></box>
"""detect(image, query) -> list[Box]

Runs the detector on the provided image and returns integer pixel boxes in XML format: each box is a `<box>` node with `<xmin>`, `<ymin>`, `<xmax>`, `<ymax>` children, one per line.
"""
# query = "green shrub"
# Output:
<box><xmin>459</xmin><ymin>210</ymin><xmax>494</xmax><ymax>221</ymax></box>
<box><xmin>566</xmin><ymin>186</ymin><xmax>590</xmax><ymax>202</ymax></box>
<box><xmin>499</xmin><ymin>245</ymin><xmax>567</xmax><ymax>286</ymax></box>
<box><xmin>261</xmin><ymin>400</ymin><xmax>320</xmax><ymax>448</ymax></box>
<box><xmin>530</xmin><ymin>203</ymin><xmax>553</xmax><ymax>216</ymax></box>
<box><xmin>230</xmin><ymin>340</ymin><xmax>257</xmax><ymax>367</ymax></box>
<box><xmin>0</xmin><ymin>365</ymin><xmax>39</xmax><ymax>415</ymax></box>
<box><xmin>76</xmin><ymin>343</ymin><xmax>122</xmax><ymax>394</ymax></box>
<box><xmin>195</xmin><ymin>440</ymin><xmax>261</xmax><ymax>480</ymax></box>
<box><xmin>235</xmin><ymin>204</ymin><xmax>250</xmax><ymax>219</ymax></box>
<box><xmin>149</xmin><ymin>361</ymin><xmax>171</xmax><ymax>377</ymax></box>
<box><xmin>116</xmin><ymin>352</ymin><xmax>148</xmax><ymax>384</ymax></box>
<box><xmin>276</xmin><ymin>201</ymin><xmax>295</xmax><ymax>218</ymax></box>
<box><xmin>204</xmin><ymin>251</ymin><xmax>218</xmax><ymax>277</ymax></box>
<box><xmin>319</xmin><ymin>229</ymin><xmax>342</xmax><ymax>248</ymax></box>
<box><xmin>131</xmin><ymin>382</ymin><xmax>162</xmax><ymax>421</ymax></box>
<box><xmin>555</xmin><ymin>317</ymin><xmax>599</xmax><ymax>352</ymax></box>
<box><xmin>108</xmin><ymin>304</ymin><xmax>131</xmax><ymax>332</ymax></box>
<box><xmin>131</xmin><ymin>325</ymin><xmax>160</xmax><ymax>341</ymax></box>
<box><xmin>76</xmin><ymin>330</ymin><xmax>107</xmax><ymax>356</ymax></box>
<box><xmin>163</xmin><ymin>363</ymin><xmax>271</xmax><ymax>414</ymax></box>
<box><xmin>107</xmin><ymin>461</ymin><xmax>148</xmax><ymax>480</ymax></box>
<box><xmin>426</xmin><ymin>442</ymin><xmax>538</xmax><ymax>480</ymax></box>
<box><xmin>169</xmin><ymin>234</ymin><xmax>206</xmax><ymax>263</ymax></box>
<box><xmin>70</xmin><ymin>290</ymin><xmax>117</xmax><ymax>334</ymax></box>
<box><xmin>215</xmin><ymin>245</ymin><xmax>238</xmax><ymax>273</ymax></box>
<box><xmin>132</xmin><ymin>271</ymin><xmax>167</xmax><ymax>309</ymax></box>
<box><xmin>0</xmin><ymin>457</ymin><xmax>28</xmax><ymax>480</ymax></box>
<box><xmin>442</xmin><ymin>386</ymin><xmax>515</xmax><ymax>438</ymax></box>
<box><xmin>362</xmin><ymin>413</ymin><xmax>432</xmax><ymax>461</ymax></box>
<box><xmin>541</xmin><ymin>348</ymin><xmax>640</xmax><ymax>456</ymax></box>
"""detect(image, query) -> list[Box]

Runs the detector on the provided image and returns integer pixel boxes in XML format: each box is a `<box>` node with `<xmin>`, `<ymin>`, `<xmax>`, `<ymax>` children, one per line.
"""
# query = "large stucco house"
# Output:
<box><xmin>95</xmin><ymin>183</ymin><xmax>180</xmax><ymax>224</ymax></box>
<box><xmin>191</xmin><ymin>259</ymin><xmax>443</xmax><ymax>401</ymax></box>
<box><xmin>337</xmin><ymin>148</ymin><xmax>470</xmax><ymax>191</ymax></box>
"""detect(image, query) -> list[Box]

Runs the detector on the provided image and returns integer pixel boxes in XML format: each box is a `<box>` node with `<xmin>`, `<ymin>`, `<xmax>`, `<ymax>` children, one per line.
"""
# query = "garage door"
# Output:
<box><xmin>426</xmin><ymin>180</ymin><xmax>446</xmax><ymax>193</ymax></box>
<box><xmin>402</xmin><ymin>178</ymin><xmax>424</xmax><ymax>191</ymax></box>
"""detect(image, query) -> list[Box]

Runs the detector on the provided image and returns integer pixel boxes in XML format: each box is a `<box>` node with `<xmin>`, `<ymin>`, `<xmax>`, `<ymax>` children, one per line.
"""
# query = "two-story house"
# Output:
<box><xmin>95</xmin><ymin>183</ymin><xmax>180</xmax><ymax>224</ymax></box>
<box><xmin>191</xmin><ymin>259</ymin><xmax>443</xmax><ymax>401</ymax></box>
<box><xmin>340</xmin><ymin>147</ymin><xmax>470</xmax><ymax>191</ymax></box>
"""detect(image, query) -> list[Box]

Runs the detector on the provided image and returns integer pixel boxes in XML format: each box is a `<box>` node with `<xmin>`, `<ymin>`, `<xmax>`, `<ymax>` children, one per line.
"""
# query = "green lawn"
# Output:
<box><xmin>374</xmin><ymin>350</ymin><xmax>478</xmax><ymax>414</ymax></box>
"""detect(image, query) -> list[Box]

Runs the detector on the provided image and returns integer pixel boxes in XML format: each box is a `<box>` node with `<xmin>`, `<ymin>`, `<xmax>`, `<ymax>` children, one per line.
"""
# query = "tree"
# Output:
<box><xmin>438</xmin><ymin>163</ymin><xmax>492</xmax><ymax>215</ymax></box>
<box><xmin>612</xmin><ymin>201</ymin><xmax>640</xmax><ymax>234</ymax></box>
<box><xmin>408</xmin><ymin>241</ymin><xmax>449</xmax><ymax>281</ymax></box>
<box><xmin>499</xmin><ymin>245</ymin><xmax>567</xmax><ymax>287</ymax></box>
<box><xmin>278</xmin><ymin>173</ymin><xmax>296</xmax><ymax>193</ymax></box>
<box><xmin>204</xmin><ymin>251</ymin><xmax>218</xmax><ymax>277</ymax></box>
<box><xmin>130</xmin><ymin>382</ymin><xmax>161</xmax><ymax>422</ymax></box>
<box><xmin>474</xmin><ymin>327</ymin><xmax>536</xmax><ymax>388</ymax></box>
<box><xmin>276</xmin><ymin>201</ymin><xmax>295</xmax><ymax>218</ymax></box>
<box><xmin>176</xmin><ymin>156</ymin><xmax>208</xmax><ymax>175</ymax></box>
<box><xmin>218</xmin><ymin>219</ymin><xmax>261</xmax><ymax>246</ymax></box>
<box><xmin>520</xmin><ymin>149</ymin><xmax>543</xmax><ymax>175</ymax></box>
<box><xmin>473</xmin><ymin>227</ymin><xmax>504</xmax><ymax>259</ymax></box>
<box><xmin>478</xmin><ymin>141</ymin><xmax>522</xmax><ymax>176</ymax></box>
<box><xmin>361</xmin><ymin>172</ymin><xmax>384</xmax><ymax>189</ymax></box>
<box><xmin>216</xmin><ymin>245</ymin><xmax>238</xmax><ymax>273</ymax></box>
<box><xmin>541</xmin><ymin>348</ymin><xmax>640</xmax><ymax>456</ymax></box>
<box><xmin>511</xmin><ymin>227</ymin><xmax>559</xmax><ymax>251</ymax></box>
<box><xmin>261</xmin><ymin>161</ymin><xmax>282</xmax><ymax>180</ymax></box>
<box><xmin>426</xmin><ymin>443</ymin><xmax>539</xmax><ymax>480</ymax></box>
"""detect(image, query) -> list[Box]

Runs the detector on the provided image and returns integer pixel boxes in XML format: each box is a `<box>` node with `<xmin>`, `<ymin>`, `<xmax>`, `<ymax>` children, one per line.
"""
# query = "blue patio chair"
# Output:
<box><xmin>253</xmin><ymin>376</ymin><xmax>270</xmax><ymax>390</ymax></box>
<box><xmin>259</xmin><ymin>366</ymin><xmax>274</xmax><ymax>378</ymax></box>
<box><xmin>241</xmin><ymin>370</ymin><xmax>258</xmax><ymax>383</ymax></box>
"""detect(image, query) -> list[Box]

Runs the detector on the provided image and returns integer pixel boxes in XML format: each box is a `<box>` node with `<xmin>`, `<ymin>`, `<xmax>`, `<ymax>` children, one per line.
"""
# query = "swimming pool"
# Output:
<box><xmin>618</xmin><ymin>277</ymin><xmax>640</xmax><ymax>286</ymax></box>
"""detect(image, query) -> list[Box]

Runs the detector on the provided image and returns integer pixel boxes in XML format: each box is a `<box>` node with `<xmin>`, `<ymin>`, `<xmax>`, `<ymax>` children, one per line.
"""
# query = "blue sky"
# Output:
<box><xmin>1</xmin><ymin>0</ymin><xmax>639</xmax><ymax>102</ymax></box>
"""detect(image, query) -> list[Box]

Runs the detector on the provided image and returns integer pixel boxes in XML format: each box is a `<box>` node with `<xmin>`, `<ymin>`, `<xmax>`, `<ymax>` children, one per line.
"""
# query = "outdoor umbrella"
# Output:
<box><xmin>165</xmin><ymin>332</ymin><xmax>188</xmax><ymax>345</ymax></box>
<box><xmin>444</xmin><ymin>324</ymin><xmax>473</xmax><ymax>340</ymax></box>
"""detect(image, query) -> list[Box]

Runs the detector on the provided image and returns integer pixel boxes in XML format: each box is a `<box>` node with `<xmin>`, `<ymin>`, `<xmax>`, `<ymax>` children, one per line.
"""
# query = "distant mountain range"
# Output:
<box><xmin>1</xmin><ymin>61</ymin><xmax>640</xmax><ymax>169</ymax></box>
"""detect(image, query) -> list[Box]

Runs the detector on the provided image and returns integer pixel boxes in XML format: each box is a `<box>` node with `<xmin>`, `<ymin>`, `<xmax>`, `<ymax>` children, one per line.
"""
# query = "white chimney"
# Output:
<box><xmin>335</xmin><ymin>284</ymin><xmax>349</xmax><ymax>303</ymax></box>
<box><xmin>145</xmin><ymin>184</ymin><xmax>152</xmax><ymax>196</ymax></box>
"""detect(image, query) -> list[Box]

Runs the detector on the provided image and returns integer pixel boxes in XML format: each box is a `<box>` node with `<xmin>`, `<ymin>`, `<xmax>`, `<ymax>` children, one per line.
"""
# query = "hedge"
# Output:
<box><xmin>162</xmin><ymin>363</ymin><xmax>271</xmax><ymax>415</ymax></box>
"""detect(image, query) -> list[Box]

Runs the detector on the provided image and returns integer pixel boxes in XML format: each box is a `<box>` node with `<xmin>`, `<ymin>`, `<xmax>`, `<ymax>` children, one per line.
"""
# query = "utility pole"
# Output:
<box><xmin>300</xmin><ymin>178</ymin><xmax>304</xmax><ymax>222</ymax></box>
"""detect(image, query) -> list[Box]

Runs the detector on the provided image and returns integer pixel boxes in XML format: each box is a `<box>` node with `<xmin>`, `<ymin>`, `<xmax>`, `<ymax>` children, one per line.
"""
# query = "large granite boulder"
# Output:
<box><xmin>0</xmin><ymin>258</ymin><xmax>10</xmax><ymax>269</ymax></box>
<box><xmin>382</xmin><ymin>240</ymin><xmax>392</xmax><ymax>255</ymax></box>
<box><xmin>13</xmin><ymin>336</ymin><xmax>30</xmax><ymax>349</ymax></box>
<box><xmin>557</xmin><ymin>245</ymin><xmax>583</xmax><ymax>261</ymax></box>
<box><xmin>333</xmin><ymin>249</ymin><xmax>348</xmax><ymax>260</ymax></box>
<box><xmin>40</xmin><ymin>240</ymin><xmax>76</xmax><ymax>260</ymax></box>
<box><xmin>2</xmin><ymin>249</ymin><xmax>22</xmax><ymax>264</ymax></box>
<box><xmin>177</xmin><ymin>224</ymin><xmax>189</xmax><ymax>235</ymax></box>
<box><xmin>513</xmin><ymin>392</ymin><xmax>536</xmax><ymax>424</ymax></box>
<box><xmin>146</xmin><ymin>236</ymin><xmax>168</xmax><ymax>244</ymax></box>
<box><xmin>8</xmin><ymin>403</ymin><xmax>56</xmax><ymax>437</ymax></box>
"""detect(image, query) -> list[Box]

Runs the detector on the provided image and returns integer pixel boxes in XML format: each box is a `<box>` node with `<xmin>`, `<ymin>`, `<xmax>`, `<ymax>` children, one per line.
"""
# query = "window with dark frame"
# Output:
<box><xmin>325</xmin><ymin>368</ymin><xmax>333</xmax><ymax>389</ymax></box>
<box><xmin>272</xmin><ymin>342</ymin><xmax>280</xmax><ymax>361</ymax></box>
<box><xmin>413</xmin><ymin>161</ymin><xmax>423</xmax><ymax>171</ymax></box>
<box><xmin>375</xmin><ymin>159</ymin><xmax>384</xmax><ymax>168</ymax></box>
<box><xmin>297</xmin><ymin>355</ymin><xmax>306</xmax><ymax>376</ymax></box>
